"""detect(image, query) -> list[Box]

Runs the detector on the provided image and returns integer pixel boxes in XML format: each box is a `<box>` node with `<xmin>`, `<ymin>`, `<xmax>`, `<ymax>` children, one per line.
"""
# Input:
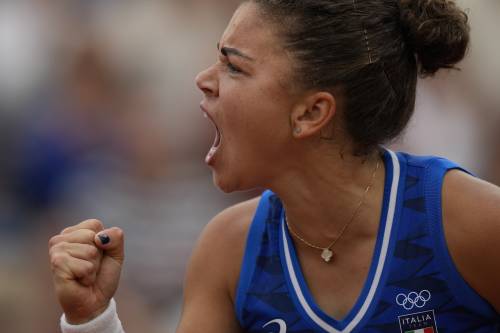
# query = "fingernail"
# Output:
<box><xmin>98</xmin><ymin>234</ymin><xmax>110</xmax><ymax>245</ymax></box>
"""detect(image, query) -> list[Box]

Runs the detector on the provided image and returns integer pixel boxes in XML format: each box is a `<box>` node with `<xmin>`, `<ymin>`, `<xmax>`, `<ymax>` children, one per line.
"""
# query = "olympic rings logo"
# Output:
<box><xmin>396</xmin><ymin>290</ymin><xmax>431</xmax><ymax>310</ymax></box>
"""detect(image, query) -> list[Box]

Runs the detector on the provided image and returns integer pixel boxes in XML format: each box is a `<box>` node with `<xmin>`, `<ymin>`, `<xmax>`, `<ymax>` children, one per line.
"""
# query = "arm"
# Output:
<box><xmin>442</xmin><ymin>170</ymin><xmax>500</xmax><ymax>312</ymax></box>
<box><xmin>176</xmin><ymin>197</ymin><xmax>259</xmax><ymax>333</ymax></box>
<box><xmin>53</xmin><ymin>198</ymin><xmax>259</xmax><ymax>333</ymax></box>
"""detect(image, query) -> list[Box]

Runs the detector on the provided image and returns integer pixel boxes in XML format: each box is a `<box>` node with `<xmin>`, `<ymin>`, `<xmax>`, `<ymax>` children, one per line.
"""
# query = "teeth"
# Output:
<box><xmin>213</xmin><ymin>127</ymin><xmax>221</xmax><ymax>148</ymax></box>
<box><xmin>202</xmin><ymin>109</ymin><xmax>222</xmax><ymax>157</ymax></box>
<box><xmin>205</xmin><ymin>146</ymin><xmax>217</xmax><ymax>164</ymax></box>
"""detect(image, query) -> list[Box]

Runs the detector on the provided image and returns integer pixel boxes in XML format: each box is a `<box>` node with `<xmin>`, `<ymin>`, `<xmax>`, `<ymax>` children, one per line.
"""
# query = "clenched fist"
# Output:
<box><xmin>48</xmin><ymin>219</ymin><xmax>125</xmax><ymax>324</ymax></box>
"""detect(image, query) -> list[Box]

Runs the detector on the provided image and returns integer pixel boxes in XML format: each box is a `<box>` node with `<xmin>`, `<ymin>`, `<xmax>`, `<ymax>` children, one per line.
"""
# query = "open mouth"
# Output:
<box><xmin>202</xmin><ymin>109</ymin><xmax>222</xmax><ymax>164</ymax></box>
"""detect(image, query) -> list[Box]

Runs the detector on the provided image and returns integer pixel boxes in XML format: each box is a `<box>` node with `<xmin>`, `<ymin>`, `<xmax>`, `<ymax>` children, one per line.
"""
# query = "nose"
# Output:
<box><xmin>195</xmin><ymin>65</ymin><xmax>219</xmax><ymax>98</ymax></box>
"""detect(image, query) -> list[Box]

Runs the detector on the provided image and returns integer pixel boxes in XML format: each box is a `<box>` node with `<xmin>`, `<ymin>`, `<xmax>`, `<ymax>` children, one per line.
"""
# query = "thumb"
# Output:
<box><xmin>95</xmin><ymin>227</ymin><xmax>125</xmax><ymax>265</ymax></box>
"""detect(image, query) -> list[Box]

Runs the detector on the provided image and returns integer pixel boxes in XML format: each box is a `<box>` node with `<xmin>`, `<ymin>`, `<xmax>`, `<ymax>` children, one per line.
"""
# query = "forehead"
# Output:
<box><xmin>220</xmin><ymin>2</ymin><xmax>284</xmax><ymax>62</ymax></box>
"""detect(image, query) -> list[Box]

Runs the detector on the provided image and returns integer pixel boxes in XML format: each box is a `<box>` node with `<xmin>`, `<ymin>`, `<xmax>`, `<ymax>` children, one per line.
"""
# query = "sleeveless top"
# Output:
<box><xmin>235</xmin><ymin>149</ymin><xmax>499</xmax><ymax>333</ymax></box>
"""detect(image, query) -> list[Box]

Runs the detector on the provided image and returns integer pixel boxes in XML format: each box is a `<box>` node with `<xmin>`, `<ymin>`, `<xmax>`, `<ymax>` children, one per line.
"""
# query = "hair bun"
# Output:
<box><xmin>400</xmin><ymin>0</ymin><xmax>470</xmax><ymax>76</ymax></box>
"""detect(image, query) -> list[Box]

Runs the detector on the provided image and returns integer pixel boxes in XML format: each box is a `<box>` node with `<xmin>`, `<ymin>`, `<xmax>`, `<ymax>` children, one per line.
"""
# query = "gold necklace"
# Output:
<box><xmin>285</xmin><ymin>159</ymin><xmax>380</xmax><ymax>263</ymax></box>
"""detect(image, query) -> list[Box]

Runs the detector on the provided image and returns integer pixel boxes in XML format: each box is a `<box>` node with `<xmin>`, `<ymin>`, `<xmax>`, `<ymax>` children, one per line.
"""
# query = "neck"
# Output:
<box><xmin>269</xmin><ymin>146</ymin><xmax>385</xmax><ymax>248</ymax></box>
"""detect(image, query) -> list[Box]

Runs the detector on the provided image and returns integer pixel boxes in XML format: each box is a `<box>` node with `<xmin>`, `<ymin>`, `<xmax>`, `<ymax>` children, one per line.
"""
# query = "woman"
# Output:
<box><xmin>49</xmin><ymin>0</ymin><xmax>500</xmax><ymax>332</ymax></box>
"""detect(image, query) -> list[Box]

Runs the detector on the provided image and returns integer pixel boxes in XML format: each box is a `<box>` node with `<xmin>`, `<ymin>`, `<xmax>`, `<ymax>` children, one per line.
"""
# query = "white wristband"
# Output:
<box><xmin>60</xmin><ymin>299</ymin><xmax>125</xmax><ymax>333</ymax></box>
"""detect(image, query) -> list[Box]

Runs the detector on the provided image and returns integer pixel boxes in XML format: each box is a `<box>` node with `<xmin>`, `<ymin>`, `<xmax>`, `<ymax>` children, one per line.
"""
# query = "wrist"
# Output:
<box><xmin>61</xmin><ymin>299</ymin><xmax>124</xmax><ymax>333</ymax></box>
<box><xmin>65</xmin><ymin>302</ymin><xmax>110</xmax><ymax>325</ymax></box>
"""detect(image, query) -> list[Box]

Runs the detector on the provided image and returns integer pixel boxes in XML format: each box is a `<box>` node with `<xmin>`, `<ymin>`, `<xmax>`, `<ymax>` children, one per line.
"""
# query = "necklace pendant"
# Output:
<box><xmin>321</xmin><ymin>248</ymin><xmax>333</xmax><ymax>262</ymax></box>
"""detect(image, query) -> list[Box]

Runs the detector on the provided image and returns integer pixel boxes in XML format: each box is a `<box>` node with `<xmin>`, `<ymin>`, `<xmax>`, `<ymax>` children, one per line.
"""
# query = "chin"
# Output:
<box><xmin>212</xmin><ymin>170</ymin><xmax>258</xmax><ymax>194</ymax></box>
<box><xmin>212</xmin><ymin>171</ymin><xmax>237</xmax><ymax>193</ymax></box>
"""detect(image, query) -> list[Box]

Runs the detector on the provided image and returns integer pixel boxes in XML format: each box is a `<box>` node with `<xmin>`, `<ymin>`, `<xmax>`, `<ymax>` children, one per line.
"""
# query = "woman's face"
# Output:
<box><xmin>196</xmin><ymin>2</ymin><xmax>300</xmax><ymax>193</ymax></box>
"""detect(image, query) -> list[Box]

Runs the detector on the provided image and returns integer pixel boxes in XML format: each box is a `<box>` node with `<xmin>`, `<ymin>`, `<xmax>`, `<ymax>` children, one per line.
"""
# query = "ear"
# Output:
<box><xmin>290</xmin><ymin>92</ymin><xmax>336</xmax><ymax>138</ymax></box>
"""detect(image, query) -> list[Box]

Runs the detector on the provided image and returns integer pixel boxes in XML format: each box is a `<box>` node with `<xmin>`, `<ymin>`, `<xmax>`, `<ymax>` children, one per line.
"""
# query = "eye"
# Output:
<box><xmin>226</xmin><ymin>62</ymin><xmax>242</xmax><ymax>74</ymax></box>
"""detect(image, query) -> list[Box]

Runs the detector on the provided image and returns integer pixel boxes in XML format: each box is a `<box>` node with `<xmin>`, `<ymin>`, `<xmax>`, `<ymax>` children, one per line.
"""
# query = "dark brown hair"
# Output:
<box><xmin>251</xmin><ymin>0</ymin><xmax>470</xmax><ymax>154</ymax></box>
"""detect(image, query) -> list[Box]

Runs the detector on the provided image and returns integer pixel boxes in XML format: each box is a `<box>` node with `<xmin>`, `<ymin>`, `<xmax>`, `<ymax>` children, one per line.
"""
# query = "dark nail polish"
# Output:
<box><xmin>98</xmin><ymin>234</ymin><xmax>110</xmax><ymax>245</ymax></box>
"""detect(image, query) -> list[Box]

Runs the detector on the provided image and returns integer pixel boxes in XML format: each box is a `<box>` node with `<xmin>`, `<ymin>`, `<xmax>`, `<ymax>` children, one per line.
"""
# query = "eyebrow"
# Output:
<box><xmin>217</xmin><ymin>43</ymin><xmax>255</xmax><ymax>62</ymax></box>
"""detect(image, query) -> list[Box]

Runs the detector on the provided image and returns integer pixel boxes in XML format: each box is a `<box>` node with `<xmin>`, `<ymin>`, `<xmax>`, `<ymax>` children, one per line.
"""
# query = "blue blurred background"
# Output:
<box><xmin>0</xmin><ymin>0</ymin><xmax>499</xmax><ymax>332</ymax></box>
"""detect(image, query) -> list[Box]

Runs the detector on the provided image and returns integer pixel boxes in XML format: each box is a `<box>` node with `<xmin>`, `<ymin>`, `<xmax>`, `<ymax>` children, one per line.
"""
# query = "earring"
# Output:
<box><xmin>294</xmin><ymin>127</ymin><xmax>302</xmax><ymax>135</ymax></box>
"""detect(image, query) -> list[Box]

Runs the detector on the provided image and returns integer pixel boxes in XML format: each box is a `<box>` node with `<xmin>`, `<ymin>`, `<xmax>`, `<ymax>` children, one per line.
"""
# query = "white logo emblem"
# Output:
<box><xmin>396</xmin><ymin>290</ymin><xmax>431</xmax><ymax>310</ymax></box>
<box><xmin>263</xmin><ymin>319</ymin><xmax>287</xmax><ymax>333</ymax></box>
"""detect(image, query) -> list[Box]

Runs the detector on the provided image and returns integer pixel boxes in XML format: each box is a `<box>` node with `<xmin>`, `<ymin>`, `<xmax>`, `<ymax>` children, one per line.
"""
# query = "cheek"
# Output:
<box><xmin>225</xmin><ymin>101</ymin><xmax>286</xmax><ymax>147</ymax></box>
<box><xmin>218</xmin><ymin>70</ymin><xmax>294</xmax><ymax>158</ymax></box>
<box><xmin>224</xmin><ymin>112</ymin><xmax>289</xmax><ymax>174</ymax></box>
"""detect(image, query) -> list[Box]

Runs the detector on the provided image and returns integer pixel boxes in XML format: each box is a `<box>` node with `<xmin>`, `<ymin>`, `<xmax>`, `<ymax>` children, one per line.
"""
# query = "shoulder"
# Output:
<box><xmin>206</xmin><ymin>195</ymin><xmax>262</xmax><ymax>239</ymax></box>
<box><xmin>186</xmin><ymin>196</ymin><xmax>262</xmax><ymax>300</ymax></box>
<box><xmin>200</xmin><ymin>195</ymin><xmax>262</xmax><ymax>263</ymax></box>
<box><xmin>441</xmin><ymin>170</ymin><xmax>500</xmax><ymax>311</ymax></box>
<box><xmin>178</xmin><ymin>197</ymin><xmax>261</xmax><ymax>332</ymax></box>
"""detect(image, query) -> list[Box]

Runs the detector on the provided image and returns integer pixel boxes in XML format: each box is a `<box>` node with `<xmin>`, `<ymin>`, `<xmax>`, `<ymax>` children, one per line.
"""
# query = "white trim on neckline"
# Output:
<box><xmin>281</xmin><ymin>149</ymin><xmax>401</xmax><ymax>333</ymax></box>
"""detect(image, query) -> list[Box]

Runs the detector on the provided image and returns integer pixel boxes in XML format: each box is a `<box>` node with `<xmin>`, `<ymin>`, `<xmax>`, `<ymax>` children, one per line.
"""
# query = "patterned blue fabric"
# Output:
<box><xmin>235</xmin><ymin>150</ymin><xmax>499</xmax><ymax>333</ymax></box>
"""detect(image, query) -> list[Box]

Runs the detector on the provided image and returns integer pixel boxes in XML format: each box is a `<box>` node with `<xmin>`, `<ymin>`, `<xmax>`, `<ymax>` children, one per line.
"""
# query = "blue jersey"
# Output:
<box><xmin>235</xmin><ymin>149</ymin><xmax>499</xmax><ymax>333</ymax></box>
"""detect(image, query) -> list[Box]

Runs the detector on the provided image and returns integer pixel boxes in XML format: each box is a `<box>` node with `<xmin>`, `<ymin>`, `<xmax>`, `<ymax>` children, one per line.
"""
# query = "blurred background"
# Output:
<box><xmin>0</xmin><ymin>0</ymin><xmax>498</xmax><ymax>332</ymax></box>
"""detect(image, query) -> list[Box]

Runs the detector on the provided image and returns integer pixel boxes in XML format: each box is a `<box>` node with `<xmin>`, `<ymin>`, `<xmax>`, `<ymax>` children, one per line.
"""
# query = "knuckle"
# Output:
<box><xmin>86</xmin><ymin>219</ymin><xmax>104</xmax><ymax>230</ymax></box>
<box><xmin>49</xmin><ymin>242</ymin><xmax>67</xmax><ymax>256</ymax></box>
<box><xmin>60</xmin><ymin>227</ymin><xmax>72</xmax><ymax>235</ymax></box>
<box><xmin>57</xmin><ymin>241</ymin><xmax>69</xmax><ymax>249</ymax></box>
<box><xmin>80</xmin><ymin>229</ymin><xmax>95</xmax><ymax>237</ymax></box>
<box><xmin>86</xmin><ymin>230</ymin><xmax>98</xmax><ymax>243</ymax></box>
<box><xmin>50</xmin><ymin>252</ymin><xmax>67</xmax><ymax>268</ymax></box>
<box><xmin>48</xmin><ymin>235</ymin><xmax>62</xmax><ymax>248</ymax></box>
<box><xmin>77</xmin><ymin>229</ymin><xmax>97</xmax><ymax>242</ymax></box>
<box><xmin>83</xmin><ymin>262</ymin><xmax>95</xmax><ymax>275</ymax></box>
<box><xmin>87</xmin><ymin>246</ymin><xmax>100</xmax><ymax>259</ymax></box>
